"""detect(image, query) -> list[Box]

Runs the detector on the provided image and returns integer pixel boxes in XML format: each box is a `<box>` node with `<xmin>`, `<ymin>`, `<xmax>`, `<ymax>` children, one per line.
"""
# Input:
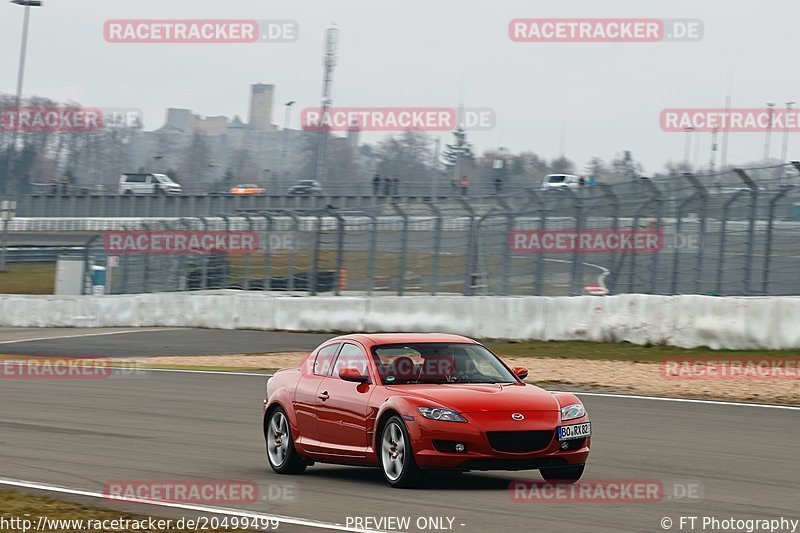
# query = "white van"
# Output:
<box><xmin>541</xmin><ymin>174</ymin><xmax>581</xmax><ymax>190</ymax></box>
<box><xmin>118</xmin><ymin>173</ymin><xmax>182</xmax><ymax>195</ymax></box>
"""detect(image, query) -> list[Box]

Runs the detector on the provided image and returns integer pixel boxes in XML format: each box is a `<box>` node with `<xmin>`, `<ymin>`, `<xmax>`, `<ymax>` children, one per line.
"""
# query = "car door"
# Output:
<box><xmin>145</xmin><ymin>174</ymin><xmax>158</xmax><ymax>194</ymax></box>
<box><xmin>315</xmin><ymin>342</ymin><xmax>374</xmax><ymax>458</ymax></box>
<box><xmin>292</xmin><ymin>342</ymin><xmax>339</xmax><ymax>451</ymax></box>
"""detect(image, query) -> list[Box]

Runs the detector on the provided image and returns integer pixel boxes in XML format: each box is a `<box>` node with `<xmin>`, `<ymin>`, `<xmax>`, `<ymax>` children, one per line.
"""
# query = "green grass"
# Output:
<box><xmin>0</xmin><ymin>490</ymin><xmax>246</xmax><ymax>532</ymax></box>
<box><xmin>484</xmin><ymin>339</ymin><xmax>800</xmax><ymax>363</ymax></box>
<box><xmin>0</xmin><ymin>263</ymin><xmax>55</xmax><ymax>294</ymax></box>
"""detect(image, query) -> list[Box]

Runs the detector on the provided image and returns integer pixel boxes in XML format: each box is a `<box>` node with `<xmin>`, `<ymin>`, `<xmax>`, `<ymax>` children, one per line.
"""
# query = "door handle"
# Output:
<box><xmin>318</xmin><ymin>391</ymin><xmax>330</xmax><ymax>401</ymax></box>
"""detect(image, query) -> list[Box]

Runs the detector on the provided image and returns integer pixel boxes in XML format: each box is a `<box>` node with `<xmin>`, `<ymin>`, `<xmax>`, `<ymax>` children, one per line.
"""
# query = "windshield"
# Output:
<box><xmin>154</xmin><ymin>174</ymin><xmax>175</xmax><ymax>184</ymax></box>
<box><xmin>372</xmin><ymin>343</ymin><xmax>517</xmax><ymax>385</ymax></box>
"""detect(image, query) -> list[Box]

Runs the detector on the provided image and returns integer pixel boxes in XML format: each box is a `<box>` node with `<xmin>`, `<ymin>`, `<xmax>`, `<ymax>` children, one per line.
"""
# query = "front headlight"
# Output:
<box><xmin>417</xmin><ymin>407</ymin><xmax>467</xmax><ymax>422</ymax></box>
<box><xmin>560</xmin><ymin>403</ymin><xmax>586</xmax><ymax>421</ymax></box>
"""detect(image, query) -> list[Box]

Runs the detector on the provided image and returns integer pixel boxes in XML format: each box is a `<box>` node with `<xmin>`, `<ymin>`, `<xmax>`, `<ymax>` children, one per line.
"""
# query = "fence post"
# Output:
<box><xmin>455</xmin><ymin>198</ymin><xmax>477</xmax><ymax>296</ymax></box>
<box><xmin>716</xmin><ymin>190</ymin><xmax>747</xmax><ymax>295</ymax></box>
<box><xmin>119</xmin><ymin>224</ymin><xmax>130</xmax><ymax>294</ymax></box>
<box><xmin>309</xmin><ymin>213</ymin><xmax>325</xmax><ymax>296</ymax></box>
<box><xmin>199</xmin><ymin>217</ymin><xmax>210</xmax><ymax>290</ymax></box>
<box><xmin>734</xmin><ymin>169</ymin><xmax>759</xmax><ymax>295</ymax></box>
<box><xmin>672</xmin><ymin>174</ymin><xmax>706</xmax><ymax>295</ymax></box>
<box><xmin>598</xmin><ymin>184</ymin><xmax>619</xmax><ymax>294</ymax></box>
<box><xmin>522</xmin><ymin>190</ymin><xmax>547</xmax><ymax>296</ymax></box>
<box><xmin>625</xmin><ymin>193</ymin><xmax>660</xmax><ymax>294</ymax></box>
<box><xmin>327</xmin><ymin>207</ymin><xmax>345</xmax><ymax>296</ymax></box>
<box><xmin>177</xmin><ymin>217</ymin><xmax>196</xmax><ymax>291</ymax></box>
<box><xmin>286</xmin><ymin>211</ymin><xmax>300</xmax><ymax>292</ymax></box>
<box><xmin>763</xmin><ymin>186</ymin><xmax>793</xmax><ymax>295</ymax></box>
<box><xmin>241</xmin><ymin>214</ymin><xmax>256</xmax><ymax>290</ymax></box>
<box><xmin>141</xmin><ymin>222</ymin><xmax>152</xmax><ymax>293</ymax></box>
<box><xmin>366</xmin><ymin>210</ymin><xmax>378</xmax><ymax>296</ymax></box>
<box><xmin>496</xmin><ymin>198</ymin><xmax>514</xmax><ymax>296</ymax></box>
<box><xmin>260</xmin><ymin>211</ymin><xmax>275</xmax><ymax>291</ymax></box>
<box><xmin>560</xmin><ymin>188</ymin><xmax>584</xmax><ymax>296</ymax></box>
<box><xmin>424</xmin><ymin>201</ymin><xmax>443</xmax><ymax>296</ymax></box>
<box><xmin>386</xmin><ymin>203</ymin><xmax>409</xmax><ymax>296</ymax></box>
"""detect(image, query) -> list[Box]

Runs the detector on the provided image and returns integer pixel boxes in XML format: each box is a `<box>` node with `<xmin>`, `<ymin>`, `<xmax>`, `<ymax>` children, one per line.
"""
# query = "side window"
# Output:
<box><xmin>333</xmin><ymin>343</ymin><xmax>369</xmax><ymax>377</ymax></box>
<box><xmin>313</xmin><ymin>343</ymin><xmax>340</xmax><ymax>376</ymax></box>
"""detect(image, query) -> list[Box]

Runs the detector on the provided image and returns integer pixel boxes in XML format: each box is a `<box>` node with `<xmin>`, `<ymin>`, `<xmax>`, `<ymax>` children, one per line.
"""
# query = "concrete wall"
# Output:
<box><xmin>0</xmin><ymin>292</ymin><xmax>798</xmax><ymax>350</ymax></box>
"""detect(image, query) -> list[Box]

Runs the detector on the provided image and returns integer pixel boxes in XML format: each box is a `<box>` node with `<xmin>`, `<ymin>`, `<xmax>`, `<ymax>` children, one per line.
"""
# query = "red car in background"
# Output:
<box><xmin>263</xmin><ymin>333</ymin><xmax>590</xmax><ymax>488</ymax></box>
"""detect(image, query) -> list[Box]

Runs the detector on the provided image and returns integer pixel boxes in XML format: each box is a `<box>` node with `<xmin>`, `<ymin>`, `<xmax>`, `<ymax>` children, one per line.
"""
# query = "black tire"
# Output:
<box><xmin>540</xmin><ymin>464</ymin><xmax>585</xmax><ymax>484</ymax></box>
<box><xmin>379</xmin><ymin>416</ymin><xmax>423</xmax><ymax>488</ymax></box>
<box><xmin>123</xmin><ymin>189</ymin><xmax>133</xmax><ymax>195</ymax></box>
<box><xmin>265</xmin><ymin>407</ymin><xmax>307</xmax><ymax>475</ymax></box>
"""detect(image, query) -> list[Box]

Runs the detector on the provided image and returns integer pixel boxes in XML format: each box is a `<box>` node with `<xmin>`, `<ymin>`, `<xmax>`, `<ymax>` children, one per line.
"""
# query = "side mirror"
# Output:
<box><xmin>339</xmin><ymin>368</ymin><xmax>369</xmax><ymax>383</ymax></box>
<box><xmin>512</xmin><ymin>366</ymin><xmax>529</xmax><ymax>380</ymax></box>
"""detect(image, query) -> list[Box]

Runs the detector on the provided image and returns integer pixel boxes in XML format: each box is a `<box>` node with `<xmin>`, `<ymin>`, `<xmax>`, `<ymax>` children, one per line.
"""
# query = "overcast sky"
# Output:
<box><xmin>1</xmin><ymin>0</ymin><xmax>797</xmax><ymax>174</ymax></box>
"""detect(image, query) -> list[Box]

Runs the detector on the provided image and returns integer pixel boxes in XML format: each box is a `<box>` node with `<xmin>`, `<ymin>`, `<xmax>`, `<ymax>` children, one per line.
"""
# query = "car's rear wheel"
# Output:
<box><xmin>380</xmin><ymin>416</ymin><xmax>422</xmax><ymax>488</ymax></box>
<box><xmin>266</xmin><ymin>407</ymin><xmax>307</xmax><ymax>474</ymax></box>
<box><xmin>540</xmin><ymin>464</ymin><xmax>585</xmax><ymax>484</ymax></box>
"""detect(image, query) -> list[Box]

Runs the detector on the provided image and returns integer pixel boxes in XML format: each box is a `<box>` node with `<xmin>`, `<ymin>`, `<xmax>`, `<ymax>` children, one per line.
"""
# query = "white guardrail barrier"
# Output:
<box><xmin>0</xmin><ymin>292</ymin><xmax>798</xmax><ymax>350</ymax></box>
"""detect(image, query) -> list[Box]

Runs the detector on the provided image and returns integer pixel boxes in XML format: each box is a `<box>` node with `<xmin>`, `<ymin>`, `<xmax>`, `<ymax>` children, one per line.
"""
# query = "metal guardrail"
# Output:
<box><xmin>3</xmin><ymin>246</ymin><xmax>85</xmax><ymax>263</ymax></box>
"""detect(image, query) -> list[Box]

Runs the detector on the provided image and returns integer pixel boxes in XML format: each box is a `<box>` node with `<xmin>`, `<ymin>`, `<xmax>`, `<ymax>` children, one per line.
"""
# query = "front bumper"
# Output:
<box><xmin>405</xmin><ymin>411</ymin><xmax>590</xmax><ymax>471</ymax></box>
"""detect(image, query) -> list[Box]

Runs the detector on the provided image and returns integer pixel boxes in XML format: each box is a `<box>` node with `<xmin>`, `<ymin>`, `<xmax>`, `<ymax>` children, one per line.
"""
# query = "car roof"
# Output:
<box><xmin>324</xmin><ymin>333</ymin><xmax>478</xmax><ymax>346</ymax></box>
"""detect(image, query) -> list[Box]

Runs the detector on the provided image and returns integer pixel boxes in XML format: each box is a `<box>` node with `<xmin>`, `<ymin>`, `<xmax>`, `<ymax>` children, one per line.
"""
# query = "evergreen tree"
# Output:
<box><xmin>442</xmin><ymin>127</ymin><xmax>475</xmax><ymax>171</ymax></box>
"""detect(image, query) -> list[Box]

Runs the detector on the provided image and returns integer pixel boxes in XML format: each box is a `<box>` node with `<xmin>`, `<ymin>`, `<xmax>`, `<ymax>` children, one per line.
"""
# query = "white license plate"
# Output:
<box><xmin>558</xmin><ymin>422</ymin><xmax>591</xmax><ymax>441</ymax></box>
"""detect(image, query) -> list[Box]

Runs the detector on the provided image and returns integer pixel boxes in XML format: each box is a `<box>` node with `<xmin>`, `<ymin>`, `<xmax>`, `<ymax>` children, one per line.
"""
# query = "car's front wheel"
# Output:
<box><xmin>379</xmin><ymin>416</ymin><xmax>422</xmax><ymax>488</ymax></box>
<box><xmin>540</xmin><ymin>464</ymin><xmax>585</xmax><ymax>484</ymax></box>
<box><xmin>265</xmin><ymin>407</ymin><xmax>307</xmax><ymax>474</ymax></box>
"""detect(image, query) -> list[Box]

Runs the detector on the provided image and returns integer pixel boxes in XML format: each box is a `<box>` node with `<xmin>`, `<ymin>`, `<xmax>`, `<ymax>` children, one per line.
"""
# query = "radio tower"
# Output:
<box><xmin>313</xmin><ymin>25</ymin><xmax>339</xmax><ymax>184</ymax></box>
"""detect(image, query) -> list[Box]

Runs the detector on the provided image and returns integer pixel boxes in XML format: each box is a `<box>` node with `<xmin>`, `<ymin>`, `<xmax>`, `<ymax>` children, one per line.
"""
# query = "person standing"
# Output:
<box><xmin>392</xmin><ymin>176</ymin><xmax>400</xmax><ymax>196</ymax></box>
<box><xmin>373</xmin><ymin>174</ymin><xmax>381</xmax><ymax>196</ymax></box>
<box><xmin>460</xmin><ymin>175</ymin><xmax>469</xmax><ymax>196</ymax></box>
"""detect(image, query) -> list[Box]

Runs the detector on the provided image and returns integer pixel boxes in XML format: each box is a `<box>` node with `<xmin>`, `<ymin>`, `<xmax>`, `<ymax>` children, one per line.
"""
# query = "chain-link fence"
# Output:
<box><xmin>75</xmin><ymin>164</ymin><xmax>800</xmax><ymax>297</ymax></box>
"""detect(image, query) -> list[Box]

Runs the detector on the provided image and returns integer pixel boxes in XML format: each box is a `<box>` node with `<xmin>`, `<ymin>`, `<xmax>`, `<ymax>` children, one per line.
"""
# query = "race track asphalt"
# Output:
<box><xmin>0</xmin><ymin>327</ymin><xmax>333</xmax><ymax>357</ymax></box>
<box><xmin>0</xmin><ymin>329</ymin><xmax>798</xmax><ymax>532</ymax></box>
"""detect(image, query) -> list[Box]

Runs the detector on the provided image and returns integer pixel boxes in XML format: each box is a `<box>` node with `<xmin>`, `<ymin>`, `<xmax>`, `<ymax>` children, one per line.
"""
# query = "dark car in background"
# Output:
<box><xmin>287</xmin><ymin>180</ymin><xmax>323</xmax><ymax>196</ymax></box>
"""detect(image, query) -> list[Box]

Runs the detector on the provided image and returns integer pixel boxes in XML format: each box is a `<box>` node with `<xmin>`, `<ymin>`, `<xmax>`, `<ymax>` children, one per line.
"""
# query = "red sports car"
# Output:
<box><xmin>262</xmin><ymin>333</ymin><xmax>590</xmax><ymax>488</ymax></box>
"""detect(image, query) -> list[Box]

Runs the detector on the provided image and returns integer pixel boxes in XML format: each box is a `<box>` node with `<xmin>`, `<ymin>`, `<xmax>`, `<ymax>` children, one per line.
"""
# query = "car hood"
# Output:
<box><xmin>384</xmin><ymin>383</ymin><xmax>559</xmax><ymax>413</ymax></box>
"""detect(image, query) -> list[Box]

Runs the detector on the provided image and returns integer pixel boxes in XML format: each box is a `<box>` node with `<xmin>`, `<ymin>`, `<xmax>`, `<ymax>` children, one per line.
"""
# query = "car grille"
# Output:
<box><xmin>486</xmin><ymin>431</ymin><xmax>554</xmax><ymax>453</ymax></box>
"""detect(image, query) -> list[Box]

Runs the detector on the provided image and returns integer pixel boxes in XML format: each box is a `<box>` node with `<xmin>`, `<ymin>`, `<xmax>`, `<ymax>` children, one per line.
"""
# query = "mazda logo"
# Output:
<box><xmin>511</xmin><ymin>413</ymin><xmax>524</xmax><ymax>420</ymax></box>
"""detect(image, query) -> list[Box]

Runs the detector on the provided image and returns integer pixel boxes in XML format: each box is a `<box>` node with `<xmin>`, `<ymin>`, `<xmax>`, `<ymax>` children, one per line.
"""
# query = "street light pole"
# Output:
<box><xmin>280</xmin><ymin>100</ymin><xmax>295</xmax><ymax>193</ymax></box>
<box><xmin>1</xmin><ymin>0</ymin><xmax>43</xmax><ymax>271</ymax></box>
<box><xmin>781</xmin><ymin>101</ymin><xmax>795</xmax><ymax>163</ymax></box>
<box><xmin>763</xmin><ymin>102</ymin><xmax>775</xmax><ymax>162</ymax></box>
